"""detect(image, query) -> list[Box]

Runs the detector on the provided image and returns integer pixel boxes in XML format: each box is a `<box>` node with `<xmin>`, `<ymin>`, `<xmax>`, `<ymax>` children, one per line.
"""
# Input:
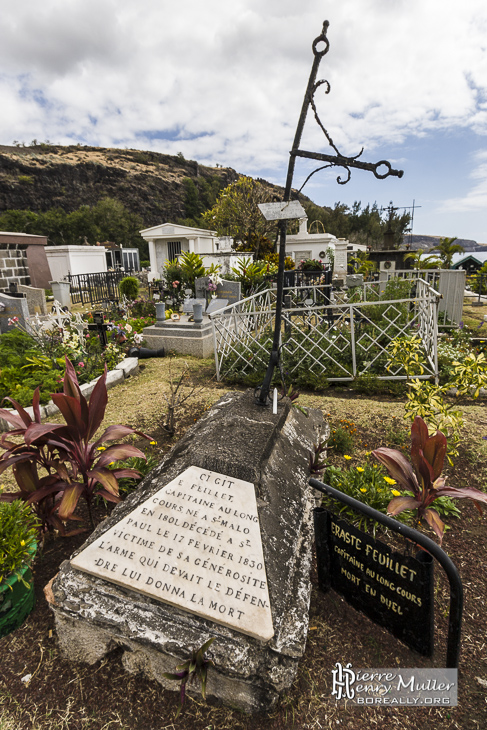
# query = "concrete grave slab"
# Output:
<box><xmin>70</xmin><ymin>465</ymin><xmax>273</xmax><ymax>642</ymax></box>
<box><xmin>49</xmin><ymin>390</ymin><xmax>326</xmax><ymax>713</ymax></box>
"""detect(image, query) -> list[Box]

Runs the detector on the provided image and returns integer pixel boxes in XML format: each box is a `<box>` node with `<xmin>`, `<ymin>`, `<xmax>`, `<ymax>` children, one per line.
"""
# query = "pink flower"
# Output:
<box><xmin>172</xmin><ymin>281</ymin><xmax>180</xmax><ymax>288</ymax></box>
<box><xmin>78</xmin><ymin>361</ymin><xmax>85</xmax><ymax>367</ymax></box>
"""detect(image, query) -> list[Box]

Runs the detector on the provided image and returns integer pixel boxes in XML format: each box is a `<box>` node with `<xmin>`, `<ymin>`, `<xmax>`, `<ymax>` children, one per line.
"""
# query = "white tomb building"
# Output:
<box><xmin>285</xmin><ymin>217</ymin><xmax>366</xmax><ymax>266</ymax></box>
<box><xmin>140</xmin><ymin>218</ymin><xmax>368</xmax><ymax>281</ymax></box>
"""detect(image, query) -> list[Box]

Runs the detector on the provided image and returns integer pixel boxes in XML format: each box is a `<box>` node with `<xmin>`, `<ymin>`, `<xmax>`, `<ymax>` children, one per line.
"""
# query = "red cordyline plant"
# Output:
<box><xmin>373</xmin><ymin>415</ymin><xmax>487</xmax><ymax>544</ymax></box>
<box><xmin>163</xmin><ymin>638</ymin><xmax>215</xmax><ymax>717</ymax></box>
<box><xmin>0</xmin><ymin>357</ymin><xmax>151</xmax><ymax>536</ymax></box>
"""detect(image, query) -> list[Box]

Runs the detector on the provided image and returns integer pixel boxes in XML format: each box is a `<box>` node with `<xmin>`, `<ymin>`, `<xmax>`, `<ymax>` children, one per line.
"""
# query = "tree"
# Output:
<box><xmin>0</xmin><ymin>198</ymin><xmax>148</xmax><ymax>258</ymax></box>
<box><xmin>403</xmin><ymin>249</ymin><xmax>443</xmax><ymax>270</ymax></box>
<box><xmin>431</xmin><ymin>237</ymin><xmax>464</xmax><ymax>269</ymax></box>
<box><xmin>301</xmin><ymin>200</ymin><xmax>410</xmax><ymax>250</ymax></box>
<box><xmin>201</xmin><ymin>177</ymin><xmax>278</xmax><ymax>257</ymax></box>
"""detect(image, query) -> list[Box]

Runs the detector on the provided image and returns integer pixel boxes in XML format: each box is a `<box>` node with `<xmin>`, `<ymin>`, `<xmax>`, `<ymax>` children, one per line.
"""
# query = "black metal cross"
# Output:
<box><xmin>257</xmin><ymin>20</ymin><xmax>404</xmax><ymax>406</ymax></box>
<box><xmin>87</xmin><ymin>311</ymin><xmax>109</xmax><ymax>349</ymax></box>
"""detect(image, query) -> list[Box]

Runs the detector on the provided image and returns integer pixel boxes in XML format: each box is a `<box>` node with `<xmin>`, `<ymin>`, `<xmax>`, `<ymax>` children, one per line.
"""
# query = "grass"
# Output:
<box><xmin>2</xmin><ymin>300</ymin><xmax>487</xmax><ymax>729</ymax></box>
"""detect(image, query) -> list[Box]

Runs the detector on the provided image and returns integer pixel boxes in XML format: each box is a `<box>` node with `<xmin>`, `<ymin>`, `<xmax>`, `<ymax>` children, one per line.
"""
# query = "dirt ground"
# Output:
<box><xmin>1</xmin><ymin>356</ymin><xmax>487</xmax><ymax>730</ymax></box>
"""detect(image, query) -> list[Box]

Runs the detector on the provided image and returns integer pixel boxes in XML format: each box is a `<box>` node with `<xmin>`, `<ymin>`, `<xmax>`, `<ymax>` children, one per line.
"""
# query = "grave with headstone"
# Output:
<box><xmin>194</xmin><ymin>277</ymin><xmax>241</xmax><ymax>307</ymax></box>
<box><xmin>0</xmin><ymin>292</ymin><xmax>30</xmax><ymax>334</ymax></box>
<box><xmin>47</xmin><ymin>390</ymin><xmax>326</xmax><ymax>713</ymax></box>
<box><xmin>18</xmin><ymin>284</ymin><xmax>48</xmax><ymax>316</ymax></box>
<box><xmin>141</xmin><ymin>279</ymin><xmax>241</xmax><ymax>357</ymax></box>
<box><xmin>141</xmin><ymin>315</ymin><xmax>214</xmax><ymax>357</ymax></box>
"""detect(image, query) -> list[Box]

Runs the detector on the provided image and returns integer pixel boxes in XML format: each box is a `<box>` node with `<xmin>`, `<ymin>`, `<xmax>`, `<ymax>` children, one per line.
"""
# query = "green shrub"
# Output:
<box><xmin>322</xmin><ymin>458</ymin><xmax>460</xmax><ymax>535</ymax></box>
<box><xmin>0</xmin><ymin>500</ymin><xmax>39</xmax><ymax>583</ymax></box>
<box><xmin>119</xmin><ymin>276</ymin><xmax>139</xmax><ymax>300</ymax></box>
<box><xmin>327</xmin><ymin>419</ymin><xmax>356</xmax><ymax>454</ymax></box>
<box><xmin>112</xmin><ymin>452</ymin><xmax>160</xmax><ymax>496</ymax></box>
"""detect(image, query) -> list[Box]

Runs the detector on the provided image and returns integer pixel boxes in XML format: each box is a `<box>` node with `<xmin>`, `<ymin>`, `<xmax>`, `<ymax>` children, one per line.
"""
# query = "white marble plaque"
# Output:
<box><xmin>258</xmin><ymin>200</ymin><xmax>306</xmax><ymax>221</ymax></box>
<box><xmin>70</xmin><ymin>466</ymin><xmax>274</xmax><ymax>641</ymax></box>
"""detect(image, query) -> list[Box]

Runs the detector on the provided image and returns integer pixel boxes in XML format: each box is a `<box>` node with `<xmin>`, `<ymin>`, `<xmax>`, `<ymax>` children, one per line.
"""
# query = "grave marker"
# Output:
<box><xmin>206</xmin><ymin>298</ymin><xmax>228</xmax><ymax>315</ymax></box>
<box><xmin>49</xmin><ymin>390</ymin><xmax>326</xmax><ymax>713</ymax></box>
<box><xmin>182</xmin><ymin>298</ymin><xmax>207</xmax><ymax>315</ymax></box>
<box><xmin>0</xmin><ymin>292</ymin><xmax>30</xmax><ymax>334</ymax></box>
<box><xmin>71</xmin><ymin>466</ymin><xmax>273</xmax><ymax>641</ymax></box>
<box><xmin>215</xmin><ymin>279</ymin><xmax>241</xmax><ymax>305</ymax></box>
<box><xmin>315</xmin><ymin>510</ymin><xmax>435</xmax><ymax>656</ymax></box>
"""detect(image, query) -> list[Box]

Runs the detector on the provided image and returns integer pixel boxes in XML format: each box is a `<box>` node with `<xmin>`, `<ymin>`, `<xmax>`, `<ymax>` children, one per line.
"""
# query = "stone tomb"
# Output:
<box><xmin>141</xmin><ymin>316</ymin><xmax>214</xmax><ymax>358</ymax></box>
<box><xmin>70</xmin><ymin>465</ymin><xmax>274</xmax><ymax>641</ymax></box>
<box><xmin>49</xmin><ymin>390</ymin><xmax>325</xmax><ymax>712</ymax></box>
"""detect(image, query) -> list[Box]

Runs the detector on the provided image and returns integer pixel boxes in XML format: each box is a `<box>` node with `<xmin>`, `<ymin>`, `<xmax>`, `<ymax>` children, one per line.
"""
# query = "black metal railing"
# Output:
<box><xmin>67</xmin><ymin>271</ymin><xmax>126</xmax><ymax>306</ymax></box>
<box><xmin>468</xmin><ymin>272</ymin><xmax>487</xmax><ymax>304</ymax></box>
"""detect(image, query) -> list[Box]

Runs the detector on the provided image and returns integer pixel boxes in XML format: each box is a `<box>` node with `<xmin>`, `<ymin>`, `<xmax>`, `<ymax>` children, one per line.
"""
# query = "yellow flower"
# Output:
<box><xmin>150</xmin><ymin>441</ymin><xmax>156</xmax><ymax>445</ymax></box>
<box><xmin>20</xmin><ymin>540</ymin><xmax>25</xmax><ymax>546</ymax></box>
<box><xmin>391</xmin><ymin>489</ymin><xmax>401</xmax><ymax>497</ymax></box>
<box><xmin>383</xmin><ymin>476</ymin><xmax>397</xmax><ymax>485</ymax></box>
<box><xmin>343</xmin><ymin>455</ymin><xmax>352</xmax><ymax>460</ymax></box>
<box><xmin>356</xmin><ymin>467</ymin><xmax>364</xmax><ymax>473</ymax></box>
<box><xmin>97</xmin><ymin>446</ymin><xmax>106</xmax><ymax>451</ymax></box>
<box><xmin>360</xmin><ymin>487</ymin><xmax>367</xmax><ymax>493</ymax></box>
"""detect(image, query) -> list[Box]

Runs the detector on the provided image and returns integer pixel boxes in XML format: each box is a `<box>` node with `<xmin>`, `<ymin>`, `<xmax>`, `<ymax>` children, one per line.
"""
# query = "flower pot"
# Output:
<box><xmin>0</xmin><ymin>561</ymin><xmax>35</xmax><ymax>638</ymax></box>
<box><xmin>155</xmin><ymin>302</ymin><xmax>166</xmax><ymax>322</ymax></box>
<box><xmin>193</xmin><ymin>302</ymin><xmax>203</xmax><ymax>324</ymax></box>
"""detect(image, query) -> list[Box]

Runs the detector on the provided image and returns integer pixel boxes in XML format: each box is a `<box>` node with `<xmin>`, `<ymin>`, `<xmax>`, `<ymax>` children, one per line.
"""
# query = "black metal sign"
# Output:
<box><xmin>310</xmin><ymin>479</ymin><xmax>463</xmax><ymax>668</ymax></box>
<box><xmin>314</xmin><ymin>510</ymin><xmax>434</xmax><ymax>656</ymax></box>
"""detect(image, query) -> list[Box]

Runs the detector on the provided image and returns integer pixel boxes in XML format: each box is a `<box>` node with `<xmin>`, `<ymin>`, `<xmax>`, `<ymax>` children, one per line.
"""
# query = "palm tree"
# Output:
<box><xmin>431</xmin><ymin>237</ymin><xmax>465</xmax><ymax>268</ymax></box>
<box><xmin>403</xmin><ymin>249</ymin><xmax>443</xmax><ymax>270</ymax></box>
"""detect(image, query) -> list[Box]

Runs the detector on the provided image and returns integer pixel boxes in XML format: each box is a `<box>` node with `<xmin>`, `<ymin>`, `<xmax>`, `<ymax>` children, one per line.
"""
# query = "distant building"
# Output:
<box><xmin>45</xmin><ymin>245</ymin><xmax>108</xmax><ymax>281</ymax></box>
<box><xmin>451</xmin><ymin>252</ymin><xmax>487</xmax><ymax>274</ymax></box>
<box><xmin>140</xmin><ymin>223</ymin><xmax>220</xmax><ymax>280</ymax></box>
<box><xmin>102</xmin><ymin>243</ymin><xmax>140</xmax><ymax>272</ymax></box>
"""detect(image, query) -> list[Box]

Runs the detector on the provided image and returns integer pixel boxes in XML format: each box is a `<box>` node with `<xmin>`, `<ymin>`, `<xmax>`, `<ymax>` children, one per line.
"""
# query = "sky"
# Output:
<box><xmin>1</xmin><ymin>0</ymin><xmax>487</xmax><ymax>242</ymax></box>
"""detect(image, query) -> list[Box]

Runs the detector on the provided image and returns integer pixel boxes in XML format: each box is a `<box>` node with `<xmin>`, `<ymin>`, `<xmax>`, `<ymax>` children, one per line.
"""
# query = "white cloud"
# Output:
<box><xmin>1</xmin><ymin>0</ymin><xmax>487</xmax><ymax>228</ymax></box>
<box><xmin>438</xmin><ymin>150</ymin><xmax>487</xmax><ymax>212</ymax></box>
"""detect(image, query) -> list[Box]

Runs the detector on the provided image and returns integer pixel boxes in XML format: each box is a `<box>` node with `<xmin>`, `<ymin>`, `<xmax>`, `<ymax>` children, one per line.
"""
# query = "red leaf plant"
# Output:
<box><xmin>373</xmin><ymin>415</ymin><xmax>487</xmax><ymax>544</ymax></box>
<box><xmin>0</xmin><ymin>357</ymin><xmax>151</xmax><ymax>536</ymax></box>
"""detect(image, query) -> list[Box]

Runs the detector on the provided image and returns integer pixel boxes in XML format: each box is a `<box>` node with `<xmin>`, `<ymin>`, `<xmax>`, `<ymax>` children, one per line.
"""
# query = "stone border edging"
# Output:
<box><xmin>0</xmin><ymin>358</ymin><xmax>139</xmax><ymax>432</ymax></box>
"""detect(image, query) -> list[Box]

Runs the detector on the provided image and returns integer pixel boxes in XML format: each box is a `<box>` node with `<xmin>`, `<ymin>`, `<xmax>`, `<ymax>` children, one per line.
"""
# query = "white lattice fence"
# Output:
<box><xmin>210</xmin><ymin>281</ymin><xmax>440</xmax><ymax>383</ymax></box>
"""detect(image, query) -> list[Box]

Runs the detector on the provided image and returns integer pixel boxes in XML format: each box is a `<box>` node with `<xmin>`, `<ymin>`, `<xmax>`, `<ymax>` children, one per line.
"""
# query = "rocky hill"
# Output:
<box><xmin>0</xmin><ymin>144</ymin><xmax>240</xmax><ymax>227</ymax></box>
<box><xmin>405</xmin><ymin>233</ymin><xmax>486</xmax><ymax>252</ymax></box>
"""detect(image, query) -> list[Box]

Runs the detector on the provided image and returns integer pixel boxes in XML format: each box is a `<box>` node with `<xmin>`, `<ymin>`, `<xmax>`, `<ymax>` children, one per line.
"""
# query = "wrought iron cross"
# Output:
<box><xmin>257</xmin><ymin>20</ymin><xmax>404</xmax><ymax>406</ymax></box>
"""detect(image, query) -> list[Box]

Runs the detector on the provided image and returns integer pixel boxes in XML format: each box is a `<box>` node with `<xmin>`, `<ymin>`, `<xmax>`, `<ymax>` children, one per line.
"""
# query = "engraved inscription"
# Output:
<box><xmin>70</xmin><ymin>466</ymin><xmax>274</xmax><ymax>641</ymax></box>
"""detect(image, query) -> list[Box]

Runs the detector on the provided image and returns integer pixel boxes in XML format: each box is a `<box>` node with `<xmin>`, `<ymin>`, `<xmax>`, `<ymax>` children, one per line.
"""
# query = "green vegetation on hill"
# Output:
<box><xmin>0</xmin><ymin>143</ymin><xmax>411</xmax><ymax>253</ymax></box>
<box><xmin>0</xmin><ymin>198</ymin><xmax>150</xmax><ymax>259</ymax></box>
